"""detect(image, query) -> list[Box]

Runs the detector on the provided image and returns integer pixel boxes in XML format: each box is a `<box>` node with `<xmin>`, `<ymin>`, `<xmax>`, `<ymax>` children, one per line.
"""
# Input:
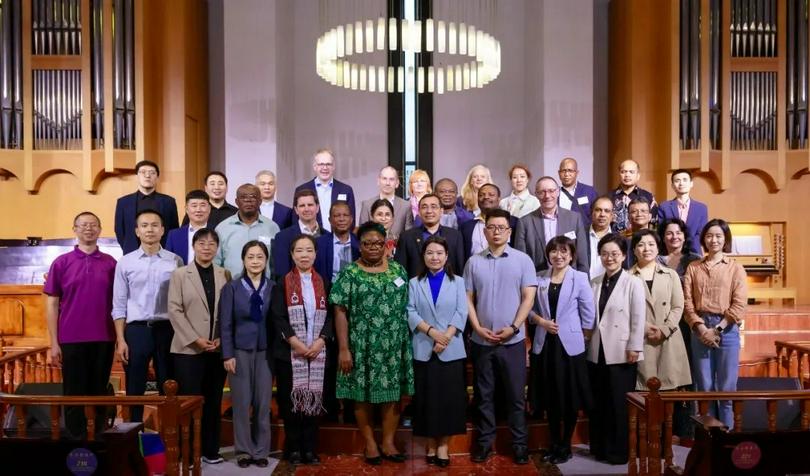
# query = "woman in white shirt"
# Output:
<box><xmin>500</xmin><ymin>164</ymin><xmax>540</xmax><ymax>218</ymax></box>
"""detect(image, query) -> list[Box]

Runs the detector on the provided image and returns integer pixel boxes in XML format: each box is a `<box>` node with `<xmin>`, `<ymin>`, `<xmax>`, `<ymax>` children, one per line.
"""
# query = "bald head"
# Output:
<box><xmin>619</xmin><ymin>159</ymin><xmax>641</xmax><ymax>189</ymax></box>
<box><xmin>377</xmin><ymin>166</ymin><xmax>400</xmax><ymax>197</ymax></box>
<box><xmin>235</xmin><ymin>184</ymin><xmax>261</xmax><ymax>219</ymax></box>
<box><xmin>434</xmin><ymin>178</ymin><xmax>459</xmax><ymax>210</ymax></box>
<box><xmin>558</xmin><ymin>157</ymin><xmax>579</xmax><ymax>188</ymax></box>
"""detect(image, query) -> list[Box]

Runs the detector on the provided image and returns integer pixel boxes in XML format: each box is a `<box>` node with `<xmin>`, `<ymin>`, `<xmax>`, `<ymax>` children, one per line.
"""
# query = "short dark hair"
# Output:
<box><xmin>670</xmin><ymin>169</ymin><xmax>692</xmax><ymax>181</ymax></box>
<box><xmin>484</xmin><ymin>208</ymin><xmax>511</xmax><ymax>225</ymax></box>
<box><xmin>630</xmin><ymin>229</ymin><xmax>662</xmax><ymax>255</ymax></box>
<box><xmin>205</xmin><ymin>171</ymin><xmax>228</xmax><ymax>184</ymax></box>
<box><xmin>73</xmin><ymin>211</ymin><xmax>101</xmax><ymax>227</ymax></box>
<box><xmin>658</xmin><ymin>218</ymin><xmax>693</xmax><ymax>256</ymax></box>
<box><xmin>370</xmin><ymin>198</ymin><xmax>394</xmax><ymax>216</ymax></box>
<box><xmin>293</xmin><ymin>189</ymin><xmax>319</xmax><ymax>207</ymax></box>
<box><xmin>418</xmin><ymin>193</ymin><xmax>441</xmax><ymax>206</ymax></box>
<box><xmin>628</xmin><ymin>197</ymin><xmax>651</xmax><ymax>210</ymax></box>
<box><xmin>135</xmin><ymin>209</ymin><xmax>164</xmax><ymax>226</ymax></box>
<box><xmin>597</xmin><ymin>232</ymin><xmax>628</xmax><ymax>256</ymax></box>
<box><xmin>357</xmin><ymin>221</ymin><xmax>387</xmax><ymax>240</ymax></box>
<box><xmin>185</xmin><ymin>189</ymin><xmax>210</xmax><ymax>203</ymax></box>
<box><xmin>289</xmin><ymin>234</ymin><xmax>318</xmax><ymax>255</ymax></box>
<box><xmin>478</xmin><ymin>183</ymin><xmax>501</xmax><ymax>197</ymax></box>
<box><xmin>417</xmin><ymin>235</ymin><xmax>456</xmax><ymax>280</ymax></box>
<box><xmin>192</xmin><ymin>228</ymin><xmax>219</xmax><ymax>246</ymax></box>
<box><xmin>700</xmin><ymin>218</ymin><xmax>733</xmax><ymax>253</ymax></box>
<box><xmin>135</xmin><ymin>160</ymin><xmax>159</xmax><ymax>176</ymax></box>
<box><xmin>241</xmin><ymin>239</ymin><xmax>269</xmax><ymax>261</ymax></box>
<box><xmin>545</xmin><ymin>235</ymin><xmax>576</xmax><ymax>260</ymax></box>
<box><xmin>330</xmin><ymin>200</ymin><xmax>352</xmax><ymax>216</ymax></box>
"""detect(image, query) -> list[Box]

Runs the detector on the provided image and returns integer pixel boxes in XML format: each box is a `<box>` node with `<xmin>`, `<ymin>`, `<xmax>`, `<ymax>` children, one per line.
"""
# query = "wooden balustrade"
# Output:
<box><xmin>0</xmin><ymin>346</ymin><xmax>61</xmax><ymax>394</ymax></box>
<box><xmin>627</xmin><ymin>377</ymin><xmax>810</xmax><ymax>476</ymax></box>
<box><xmin>0</xmin><ymin>380</ymin><xmax>203</xmax><ymax>476</ymax></box>
<box><xmin>774</xmin><ymin>340</ymin><xmax>810</xmax><ymax>385</ymax></box>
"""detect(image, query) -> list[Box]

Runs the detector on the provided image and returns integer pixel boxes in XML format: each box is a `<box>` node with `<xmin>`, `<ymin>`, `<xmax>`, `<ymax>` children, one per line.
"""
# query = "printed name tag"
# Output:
<box><xmin>393</xmin><ymin>277</ymin><xmax>406</xmax><ymax>287</ymax></box>
<box><xmin>577</xmin><ymin>196</ymin><xmax>589</xmax><ymax>205</ymax></box>
<box><xmin>337</xmin><ymin>193</ymin><xmax>347</xmax><ymax>201</ymax></box>
<box><xmin>564</xmin><ymin>231</ymin><xmax>577</xmax><ymax>240</ymax></box>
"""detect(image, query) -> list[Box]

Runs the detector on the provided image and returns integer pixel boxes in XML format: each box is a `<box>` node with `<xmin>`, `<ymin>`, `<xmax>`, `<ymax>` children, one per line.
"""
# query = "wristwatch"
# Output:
<box><xmin>510</xmin><ymin>324</ymin><xmax>520</xmax><ymax>335</ymax></box>
<box><xmin>715</xmin><ymin>324</ymin><xmax>724</xmax><ymax>334</ymax></box>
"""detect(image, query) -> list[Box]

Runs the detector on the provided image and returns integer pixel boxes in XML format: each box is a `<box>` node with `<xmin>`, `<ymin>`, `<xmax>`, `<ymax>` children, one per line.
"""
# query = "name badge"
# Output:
<box><xmin>337</xmin><ymin>193</ymin><xmax>347</xmax><ymax>201</ymax></box>
<box><xmin>393</xmin><ymin>277</ymin><xmax>405</xmax><ymax>287</ymax></box>
<box><xmin>577</xmin><ymin>196</ymin><xmax>589</xmax><ymax>205</ymax></box>
<box><xmin>564</xmin><ymin>231</ymin><xmax>577</xmax><ymax>240</ymax></box>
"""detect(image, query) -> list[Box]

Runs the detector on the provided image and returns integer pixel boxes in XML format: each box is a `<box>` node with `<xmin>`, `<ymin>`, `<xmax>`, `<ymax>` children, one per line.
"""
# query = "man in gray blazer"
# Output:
<box><xmin>515</xmin><ymin>176</ymin><xmax>589</xmax><ymax>273</ymax></box>
<box><xmin>357</xmin><ymin>166</ymin><xmax>413</xmax><ymax>236</ymax></box>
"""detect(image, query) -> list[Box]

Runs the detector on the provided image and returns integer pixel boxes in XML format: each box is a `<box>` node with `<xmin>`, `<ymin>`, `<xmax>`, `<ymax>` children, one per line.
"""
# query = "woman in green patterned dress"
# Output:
<box><xmin>332</xmin><ymin>221</ymin><xmax>414</xmax><ymax>465</ymax></box>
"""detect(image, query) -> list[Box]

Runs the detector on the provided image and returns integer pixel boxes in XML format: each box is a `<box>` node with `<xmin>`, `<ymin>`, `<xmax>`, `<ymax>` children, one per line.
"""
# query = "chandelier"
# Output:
<box><xmin>315</xmin><ymin>16</ymin><xmax>501</xmax><ymax>94</ymax></box>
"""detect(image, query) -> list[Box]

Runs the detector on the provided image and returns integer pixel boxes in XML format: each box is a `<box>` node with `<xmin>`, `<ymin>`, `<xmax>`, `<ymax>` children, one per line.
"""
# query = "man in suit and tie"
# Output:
<box><xmin>557</xmin><ymin>157</ymin><xmax>599</xmax><ymax>226</ymax></box>
<box><xmin>395</xmin><ymin>194</ymin><xmax>465</xmax><ymax>278</ymax></box>
<box><xmin>115</xmin><ymin>160</ymin><xmax>180</xmax><ymax>254</ymax></box>
<box><xmin>315</xmin><ymin>201</ymin><xmax>359</xmax><ymax>283</ymax></box>
<box><xmin>294</xmin><ymin>148</ymin><xmax>356</xmax><ymax>232</ymax></box>
<box><xmin>271</xmin><ymin>189</ymin><xmax>322</xmax><ymax>279</ymax></box>
<box><xmin>256</xmin><ymin>170</ymin><xmax>294</xmax><ymax>230</ymax></box>
<box><xmin>358</xmin><ymin>166</ymin><xmax>413</xmax><ymax>236</ymax></box>
<box><xmin>515</xmin><ymin>176</ymin><xmax>589</xmax><ymax>273</ymax></box>
<box><xmin>166</xmin><ymin>190</ymin><xmax>211</xmax><ymax>265</ymax></box>
<box><xmin>657</xmin><ymin>169</ymin><xmax>707</xmax><ymax>256</ymax></box>
<box><xmin>459</xmin><ymin>183</ymin><xmax>518</xmax><ymax>262</ymax></box>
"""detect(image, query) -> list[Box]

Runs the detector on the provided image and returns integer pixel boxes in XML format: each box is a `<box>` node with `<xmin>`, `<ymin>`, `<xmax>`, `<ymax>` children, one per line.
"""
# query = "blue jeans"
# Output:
<box><xmin>690</xmin><ymin>313</ymin><xmax>740</xmax><ymax>428</ymax></box>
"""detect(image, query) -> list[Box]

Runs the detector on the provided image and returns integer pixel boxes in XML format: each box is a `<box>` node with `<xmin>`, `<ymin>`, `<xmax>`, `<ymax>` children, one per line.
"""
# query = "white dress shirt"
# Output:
<box><xmin>315</xmin><ymin>180</ymin><xmax>333</xmax><ymax>232</ymax></box>
<box><xmin>187</xmin><ymin>223</ymin><xmax>206</xmax><ymax>263</ymax></box>
<box><xmin>589</xmin><ymin>226</ymin><xmax>608</xmax><ymax>280</ymax></box>
<box><xmin>260</xmin><ymin>200</ymin><xmax>275</xmax><ymax>221</ymax></box>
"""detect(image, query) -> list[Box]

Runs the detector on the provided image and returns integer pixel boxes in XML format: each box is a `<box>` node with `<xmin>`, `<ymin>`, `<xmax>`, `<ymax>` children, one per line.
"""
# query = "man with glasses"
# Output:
<box><xmin>432</xmin><ymin>178</ymin><xmax>474</xmax><ymax>229</ymax></box>
<box><xmin>395</xmin><ymin>193</ymin><xmax>464</xmax><ymax>278</ymax></box>
<box><xmin>515</xmin><ymin>176</ymin><xmax>589</xmax><ymax>273</ymax></box>
<box><xmin>294</xmin><ymin>148</ymin><xmax>356</xmax><ymax>232</ymax></box>
<box><xmin>623</xmin><ymin>198</ymin><xmax>654</xmax><ymax>268</ymax></box>
<box><xmin>610</xmin><ymin>159</ymin><xmax>659</xmax><ymax>233</ymax></box>
<box><xmin>464</xmin><ymin>208</ymin><xmax>537</xmax><ymax>465</ymax></box>
<box><xmin>557</xmin><ymin>157</ymin><xmax>599</xmax><ymax>226</ymax></box>
<box><xmin>115</xmin><ymin>160</ymin><xmax>179</xmax><ymax>253</ymax></box>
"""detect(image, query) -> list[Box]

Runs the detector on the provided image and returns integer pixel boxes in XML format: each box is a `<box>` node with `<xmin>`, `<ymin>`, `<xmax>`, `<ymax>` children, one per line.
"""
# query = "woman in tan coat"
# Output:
<box><xmin>630</xmin><ymin>229</ymin><xmax>691</xmax><ymax>391</ymax></box>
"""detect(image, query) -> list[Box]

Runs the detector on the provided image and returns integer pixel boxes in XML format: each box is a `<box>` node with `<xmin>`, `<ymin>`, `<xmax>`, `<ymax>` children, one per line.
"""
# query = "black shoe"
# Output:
<box><xmin>471</xmin><ymin>446</ymin><xmax>493</xmax><ymax>463</ymax></box>
<box><xmin>288</xmin><ymin>451</ymin><xmax>302</xmax><ymax>465</ymax></box>
<box><xmin>380</xmin><ymin>450</ymin><xmax>407</xmax><ymax>463</ymax></box>
<box><xmin>513</xmin><ymin>447</ymin><xmax>530</xmax><ymax>465</ymax></box>
<box><xmin>364</xmin><ymin>452</ymin><xmax>382</xmax><ymax>466</ymax></box>
<box><xmin>254</xmin><ymin>457</ymin><xmax>269</xmax><ymax>468</ymax></box>
<box><xmin>550</xmin><ymin>447</ymin><xmax>572</xmax><ymax>465</ymax></box>
<box><xmin>436</xmin><ymin>457</ymin><xmax>450</xmax><ymax>468</ymax></box>
<box><xmin>202</xmin><ymin>454</ymin><xmax>224</xmax><ymax>464</ymax></box>
<box><xmin>605</xmin><ymin>455</ymin><xmax>628</xmax><ymax>465</ymax></box>
<box><xmin>303</xmin><ymin>452</ymin><xmax>320</xmax><ymax>465</ymax></box>
<box><xmin>236</xmin><ymin>457</ymin><xmax>252</xmax><ymax>468</ymax></box>
<box><xmin>426</xmin><ymin>455</ymin><xmax>438</xmax><ymax>465</ymax></box>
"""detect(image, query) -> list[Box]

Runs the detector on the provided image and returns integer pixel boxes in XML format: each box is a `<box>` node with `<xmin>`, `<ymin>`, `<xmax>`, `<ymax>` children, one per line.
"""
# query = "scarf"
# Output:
<box><xmin>285</xmin><ymin>267</ymin><xmax>328</xmax><ymax>416</ymax></box>
<box><xmin>241</xmin><ymin>275</ymin><xmax>267</xmax><ymax>323</ymax></box>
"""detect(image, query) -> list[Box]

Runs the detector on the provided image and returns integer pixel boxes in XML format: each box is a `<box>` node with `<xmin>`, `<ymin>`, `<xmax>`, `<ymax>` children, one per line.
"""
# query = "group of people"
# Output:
<box><xmin>44</xmin><ymin>149</ymin><xmax>748</xmax><ymax>468</ymax></box>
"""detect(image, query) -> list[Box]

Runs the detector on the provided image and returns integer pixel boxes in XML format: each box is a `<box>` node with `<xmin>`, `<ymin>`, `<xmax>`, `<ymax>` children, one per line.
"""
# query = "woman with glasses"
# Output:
<box><xmin>331</xmin><ymin>222</ymin><xmax>414</xmax><ymax>465</ymax></box>
<box><xmin>586</xmin><ymin>233</ymin><xmax>645</xmax><ymax>465</ymax></box>
<box><xmin>500</xmin><ymin>164</ymin><xmax>540</xmax><ymax>218</ymax></box>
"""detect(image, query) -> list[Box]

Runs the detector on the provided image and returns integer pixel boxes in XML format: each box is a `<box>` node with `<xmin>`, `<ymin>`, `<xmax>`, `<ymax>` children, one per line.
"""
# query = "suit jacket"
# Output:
<box><xmin>269</xmin><ymin>275</ymin><xmax>334</xmax><ymax>363</ymax></box>
<box><xmin>514</xmin><ymin>207</ymin><xmax>589</xmax><ymax>273</ymax></box>
<box><xmin>218</xmin><ymin>277</ymin><xmax>275</xmax><ymax>359</ymax></box>
<box><xmin>271</xmin><ymin>225</ymin><xmax>305</xmax><ymax>279</ymax></box>
<box><xmin>114</xmin><ymin>191</ymin><xmax>179</xmax><ymax>254</ymax></box>
<box><xmin>167</xmin><ymin>264</ymin><xmax>231</xmax><ymax>354</ymax></box>
<box><xmin>657</xmin><ymin>198</ymin><xmax>708</xmax><ymax>256</ymax></box>
<box><xmin>358</xmin><ymin>195</ymin><xmax>413</xmax><ymax>237</ymax></box>
<box><xmin>559</xmin><ymin>182</ymin><xmax>599</xmax><ymax>226</ymax></box>
<box><xmin>314</xmin><ymin>232</ymin><xmax>360</xmax><ymax>282</ymax></box>
<box><xmin>165</xmin><ymin>226</ymin><xmax>192</xmax><ymax>265</ymax></box>
<box><xmin>295</xmin><ymin>178</ymin><xmax>356</xmax><ymax>228</ymax></box>
<box><xmin>587</xmin><ymin>270</ymin><xmax>646</xmax><ymax>365</ymax></box>
<box><xmin>532</xmin><ymin>267</ymin><xmax>595</xmax><ymax>357</ymax></box>
<box><xmin>415</xmin><ymin>205</ymin><xmax>474</xmax><ymax>229</ymax></box>
<box><xmin>459</xmin><ymin>215</ymin><xmax>518</xmax><ymax>262</ymax></box>
<box><xmin>406</xmin><ymin>274</ymin><xmax>468</xmax><ymax>362</ymax></box>
<box><xmin>630</xmin><ymin>264</ymin><xmax>691</xmax><ymax>390</ymax></box>
<box><xmin>394</xmin><ymin>226</ymin><xmax>465</xmax><ymax>278</ymax></box>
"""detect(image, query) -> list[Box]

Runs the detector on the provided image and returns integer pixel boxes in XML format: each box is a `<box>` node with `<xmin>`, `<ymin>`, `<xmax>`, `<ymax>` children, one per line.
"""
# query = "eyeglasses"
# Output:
<box><xmin>74</xmin><ymin>223</ymin><xmax>99</xmax><ymax>230</ymax></box>
<box><xmin>361</xmin><ymin>240</ymin><xmax>386</xmax><ymax>249</ymax></box>
<box><xmin>630</xmin><ymin>209</ymin><xmax>650</xmax><ymax>215</ymax></box>
<box><xmin>600</xmin><ymin>251</ymin><xmax>623</xmax><ymax>259</ymax></box>
<box><xmin>485</xmin><ymin>225</ymin><xmax>510</xmax><ymax>233</ymax></box>
<box><xmin>315</xmin><ymin>163</ymin><xmax>334</xmax><ymax>168</ymax></box>
<box><xmin>536</xmin><ymin>189</ymin><xmax>558</xmax><ymax>195</ymax></box>
<box><xmin>137</xmin><ymin>170</ymin><xmax>157</xmax><ymax>176</ymax></box>
<box><xmin>558</xmin><ymin>169</ymin><xmax>577</xmax><ymax>174</ymax></box>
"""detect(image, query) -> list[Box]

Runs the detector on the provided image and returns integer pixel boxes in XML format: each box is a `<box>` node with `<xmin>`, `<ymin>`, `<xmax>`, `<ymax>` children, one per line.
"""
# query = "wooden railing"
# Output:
<box><xmin>0</xmin><ymin>380</ymin><xmax>203</xmax><ymax>476</ymax></box>
<box><xmin>0</xmin><ymin>346</ymin><xmax>61</xmax><ymax>393</ymax></box>
<box><xmin>774</xmin><ymin>340</ymin><xmax>810</xmax><ymax>385</ymax></box>
<box><xmin>626</xmin><ymin>377</ymin><xmax>810</xmax><ymax>476</ymax></box>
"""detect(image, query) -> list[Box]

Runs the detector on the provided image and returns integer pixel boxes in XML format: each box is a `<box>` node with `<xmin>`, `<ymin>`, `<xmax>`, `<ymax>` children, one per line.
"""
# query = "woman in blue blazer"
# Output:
<box><xmin>406</xmin><ymin>235</ymin><xmax>468</xmax><ymax>468</ymax></box>
<box><xmin>528</xmin><ymin>236</ymin><xmax>595</xmax><ymax>465</ymax></box>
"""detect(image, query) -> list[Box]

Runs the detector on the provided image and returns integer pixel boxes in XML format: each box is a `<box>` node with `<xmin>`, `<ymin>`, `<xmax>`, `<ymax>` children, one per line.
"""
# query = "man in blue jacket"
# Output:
<box><xmin>294</xmin><ymin>148</ymin><xmax>355</xmax><ymax>232</ymax></box>
<box><xmin>114</xmin><ymin>160</ymin><xmax>179</xmax><ymax>253</ymax></box>
<box><xmin>657</xmin><ymin>169</ymin><xmax>708</xmax><ymax>256</ymax></box>
<box><xmin>165</xmin><ymin>189</ymin><xmax>211</xmax><ymax>264</ymax></box>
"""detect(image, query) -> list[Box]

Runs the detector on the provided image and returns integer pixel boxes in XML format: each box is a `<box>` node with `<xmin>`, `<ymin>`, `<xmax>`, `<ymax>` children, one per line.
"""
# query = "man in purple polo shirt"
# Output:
<box><xmin>44</xmin><ymin>211</ymin><xmax>117</xmax><ymax>438</ymax></box>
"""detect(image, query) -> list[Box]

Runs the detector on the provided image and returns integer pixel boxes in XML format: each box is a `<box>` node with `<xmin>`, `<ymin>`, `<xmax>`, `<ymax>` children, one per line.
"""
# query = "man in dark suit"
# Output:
<box><xmin>166</xmin><ymin>189</ymin><xmax>211</xmax><ymax>264</ymax></box>
<box><xmin>256</xmin><ymin>170</ymin><xmax>294</xmax><ymax>230</ymax></box>
<box><xmin>315</xmin><ymin>201</ymin><xmax>359</xmax><ymax>283</ymax></box>
<box><xmin>515</xmin><ymin>176</ymin><xmax>589</xmax><ymax>273</ymax></box>
<box><xmin>557</xmin><ymin>157</ymin><xmax>599</xmax><ymax>226</ymax></box>
<box><xmin>459</xmin><ymin>183</ymin><xmax>518</xmax><ymax>262</ymax></box>
<box><xmin>114</xmin><ymin>160</ymin><xmax>179</xmax><ymax>254</ymax></box>
<box><xmin>657</xmin><ymin>169</ymin><xmax>707</xmax><ymax>256</ymax></box>
<box><xmin>357</xmin><ymin>166</ymin><xmax>413</xmax><ymax>236</ymax></box>
<box><xmin>271</xmin><ymin>189</ymin><xmax>322</xmax><ymax>279</ymax></box>
<box><xmin>294</xmin><ymin>148</ymin><xmax>355</xmax><ymax>232</ymax></box>
<box><xmin>395</xmin><ymin>193</ymin><xmax>464</xmax><ymax>278</ymax></box>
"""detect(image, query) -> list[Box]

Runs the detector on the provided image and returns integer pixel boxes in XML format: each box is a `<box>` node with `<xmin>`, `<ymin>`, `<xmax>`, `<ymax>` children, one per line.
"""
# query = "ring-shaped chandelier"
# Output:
<box><xmin>316</xmin><ymin>18</ymin><xmax>501</xmax><ymax>94</ymax></box>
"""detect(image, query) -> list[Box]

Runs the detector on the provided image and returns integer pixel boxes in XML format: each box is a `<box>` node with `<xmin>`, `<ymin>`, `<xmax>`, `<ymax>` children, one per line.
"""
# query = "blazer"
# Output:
<box><xmin>271</xmin><ymin>226</ymin><xmax>305</xmax><ymax>279</ymax></box>
<box><xmin>459</xmin><ymin>215</ymin><xmax>518</xmax><ymax>262</ymax></box>
<box><xmin>514</xmin><ymin>207</ymin><xmax>589</xmax><ymax>273</ymax></box>
<box><xmin>218</xmin><ymin>277</ymin><xmax>275</xmax><ymax>359</ymax></box>
<box><xmin>358</xmin><ymin>195</ymin><xmax>413</xmax><ymax>238</ymax></box>
<box><xmin>165</xmin><ymin>226</ymin><xmax>192</xmax><ymax>265</ymax></box>
<box><xmin>313</xmin><ymin>232</ymin><xmax>360</xmax><ymax>281</ymax></box>
<box><xmin>558</xmin><ymin>182</ymin><xmax>599</xmax><ymax>226</ymax></box>
<box><xmin>167</xmin><ymin>263</ymin><xmax>231</xmax><ymax>354</ymax></box>
<box><xmin>532</xmin><ymin>267</ymin><xmax>595</xmax><ymax>357</ymax></box>
<box><xmin>295</xmin><ymin>178</ymin><xmax>356</xmax><ymax>228</ymax></box>
<box><xmin>272</xmin><ymin>201</ymin><xmax>295</xmax><ymax>230</ymax></box>
<box><xmin>630</xmin><ymin>264</ymin><xmax>691</xmax><ymax>390</ymax></box>
<box><xmin>657</xmin><ymin>198</ymin><xmax>708</xmax><ymax>256</ymax></box>
<box><xmin>114</xmin><ymin>191</ymin><xmax>180</xmax><ymax>254</ymax></box>
<box><xmin>415</xmin><ymin>205</ymin><xmax>474</xmax><ymax>229</ymax></box>
<box><xmin>587</xmin><ymin>270</ymin><xmax>646</xmax><ymax>365</ymax></box>
<box><xmin>269</xmin><ymin>275</ymin><xmax>334</xmax><ymax>363</ymax></box>
<box><xmin>394</xmin><ymin>226</ymin><xmax>465</xmax><ymax>278</ymax></box>
<box><xmin>406</xmin><ymin>274</ymin><xmax>468</xmax><ymax>362</ymax></box>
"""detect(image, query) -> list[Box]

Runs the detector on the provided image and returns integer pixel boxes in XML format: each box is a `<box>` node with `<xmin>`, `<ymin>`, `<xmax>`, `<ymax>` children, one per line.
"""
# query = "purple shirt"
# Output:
<box><xmin>43</xmin><ymin>246</ymin><xmax>117</xmax><ymax>344</ymax></box>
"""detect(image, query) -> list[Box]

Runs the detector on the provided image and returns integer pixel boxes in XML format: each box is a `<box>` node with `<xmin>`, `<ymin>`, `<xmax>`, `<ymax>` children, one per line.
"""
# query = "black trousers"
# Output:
<box><xmin>61</xmin><ymin>341</ymin><xmax>114</xmax><ymax>438</ymax></box>
<box><xmin>173</xmin><ymin>352</ymin><xmax>227</xmax><ymax>458</ymax></box>
<box><xmin>587</xmin><ymin>349</ymin><xmax>637</xmax><ymax>463</ymax></box>
<box><xmin>275</xmin><ymin>359</ymin><xmax>320</xmax><ymax>455</ymax></box>
<box><xmin>471</xmin><ymin>342</ymin><xmax>528</xmax><ymax>452</ymax></box>
<box><xmin>124</xmin><ymin>321</ymin><xmax>174</xmax><ymax>422</ymax></box>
